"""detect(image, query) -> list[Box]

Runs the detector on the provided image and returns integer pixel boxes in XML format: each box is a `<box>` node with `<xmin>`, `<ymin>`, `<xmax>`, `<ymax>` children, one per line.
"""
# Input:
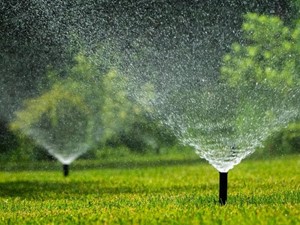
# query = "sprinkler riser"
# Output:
<box><xmin>63</xmin><ymin>164</ymin><xmax>69</xmax><ymax>177</ymax></box>
<box><xmin>219</xmin><ymin>172</ymin><xmax>228</xmax><ymax>205</ymax></box>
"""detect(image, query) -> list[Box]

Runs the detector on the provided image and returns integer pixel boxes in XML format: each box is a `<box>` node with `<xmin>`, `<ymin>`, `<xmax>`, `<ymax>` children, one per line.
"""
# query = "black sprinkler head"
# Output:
<box><xmin>63</xmin><ymin>164</ymin><xmax>69</xmax><ymax>177</ymax></box>
<box><xmin>219</xmin><ymin>172</ymin><xmax>228</xmax><ymax>205</ymax></box>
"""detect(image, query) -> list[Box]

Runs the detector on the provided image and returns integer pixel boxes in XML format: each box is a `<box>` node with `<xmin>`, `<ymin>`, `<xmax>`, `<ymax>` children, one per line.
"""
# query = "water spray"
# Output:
<box><xmin>219</xmin><ymin>172</ymin><xmax>228</xmax><ymax>205</ymax></box>
<box><xmin>63</xmin><ymin>164</ymin><xmax>69</xmax><ymax>177</ymax></box>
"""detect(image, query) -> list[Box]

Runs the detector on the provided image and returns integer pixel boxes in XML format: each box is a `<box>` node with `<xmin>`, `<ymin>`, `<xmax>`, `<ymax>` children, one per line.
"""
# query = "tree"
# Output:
<box><xmin>9</xmin><ymin>50</ymin><xmax>117</xmax><ymax>161</ymax></box>
<box><xmin>221</xmin><ymin>13</ymin><xmax>300</xmax><ymax>89</ymax></box>
<box><xmin>220</xmin><ymin>12</ymin><xmax>300</xmax><ymax>155</ymax></box>
<box><xmin>10</xmin><ymin>48</ymin><xmax>173</xmax><ymax>161</ymax></box>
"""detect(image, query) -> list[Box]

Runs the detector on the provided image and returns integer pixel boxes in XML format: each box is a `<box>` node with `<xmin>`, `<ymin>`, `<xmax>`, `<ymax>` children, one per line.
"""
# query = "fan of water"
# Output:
<box><xmin>13</xmin><ymin>95</ymin><xmax>97</xmax><ymax>165</ymax></box>
<box><xmin>160</xmin><ymin>85</ymin><xmax>298</xmax><ymax>172</ymax></box>
<box><xmin>127</xmin><ymin>50</ymin><xmax>299</xmax><ymax>173</ymax></box>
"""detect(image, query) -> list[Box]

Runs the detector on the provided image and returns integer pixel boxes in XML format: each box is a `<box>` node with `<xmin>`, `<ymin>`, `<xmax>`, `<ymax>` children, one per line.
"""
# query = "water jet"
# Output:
<box><xmin>10</xmin><ymin>86</ymin><xmax>97</xmax><ymax>175</ymax></box>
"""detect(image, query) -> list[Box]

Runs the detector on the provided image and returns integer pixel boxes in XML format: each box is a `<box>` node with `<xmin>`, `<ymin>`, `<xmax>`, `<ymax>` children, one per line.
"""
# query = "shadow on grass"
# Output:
<box><xmin>1</xmin><ymin>180</ymin><xmax>298</xmax><ymax>205</ymax></box>
<box><xmin>0</xmin><ymin>180</ymin><xmax>217</xmax><ymax>201</ymax></box>
<box><xmin>0</xmin><ymin>158</ymin><xmax>203</xmax><ymax>172</ymax></box>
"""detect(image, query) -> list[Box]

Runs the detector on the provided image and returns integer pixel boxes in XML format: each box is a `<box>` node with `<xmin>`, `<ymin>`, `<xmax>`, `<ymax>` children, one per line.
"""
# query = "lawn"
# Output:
<box><xmin>0</xmin><ymin>154</ymin><xmax>299</xmax><ymax>224</ymax></box>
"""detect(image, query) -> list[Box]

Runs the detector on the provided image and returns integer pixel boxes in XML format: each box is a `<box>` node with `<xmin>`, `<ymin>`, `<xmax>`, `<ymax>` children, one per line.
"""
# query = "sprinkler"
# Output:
<box><xmin>219</xmin><ymin>172</ymin><xmax>228</xmax><ymax>205</ymax></box>
<box><xmin>63</xmin><ymin>164</ymin><xmax>69</xmax><ymax>177</ymax></box>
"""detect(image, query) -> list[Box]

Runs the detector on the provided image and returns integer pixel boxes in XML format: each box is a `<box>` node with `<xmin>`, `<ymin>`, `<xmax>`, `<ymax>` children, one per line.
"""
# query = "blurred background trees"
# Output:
<box><xmin>8</xmin><ymin>49</ymin><xmax>176</xmax><ymax>161</ymax></box>
<box><xmin>221</xmin><ymin>12</ymin><xmax>300</xmax><ymax>155</ymax></box>
<box><xmin>0</xmin><ymin>0</ymin><xmax>299</xmax><ymax>161</ymax></box>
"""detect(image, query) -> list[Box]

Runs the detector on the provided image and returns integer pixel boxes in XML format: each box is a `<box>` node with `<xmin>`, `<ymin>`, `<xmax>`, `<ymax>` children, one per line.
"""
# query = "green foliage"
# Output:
<box><xmin>102</xmin><ymin>74</ymin><xmax>176</xmax><ymax>152</ymax></box>
<box><xmin>10</xmin><ymin>48</ymin><xmax>174</xmax><ymax>160</ymax></box>
<box><xmin>0</xmin><ymin>120</ymin><xmax>18</xmax><ymax>154</ymax></box>
<box><xmin>260</xmin><ymin>122</ymin><xmax>300</xmax><ymax>156</ymax></box>
<box><xmin>221</xmin><ymin>13</ymin><xmax>300</xmax><ymax>89</ymax></box>
<box><xmin>0</xmin><ymin>156</ymin><xmax>299</xmax><ymax>224</ymax></box>
<box><xmin>221</xmin><ymin>12</ymin><xmax>300</xmax><ymax>155</ymax></box>
<box><xmin>101</xmin><ymin>69</ymin><xmax>143</xmax><ymax>140</ymax></box>
<box><xmin>11</xmin><ymin>85</ymin><xmax>91</xmax><ymax>132</ymax></box>
<box><xmin>282</xmin><ymin>122</ymin><xmax>300</xmax><ymax>152</ymax></box>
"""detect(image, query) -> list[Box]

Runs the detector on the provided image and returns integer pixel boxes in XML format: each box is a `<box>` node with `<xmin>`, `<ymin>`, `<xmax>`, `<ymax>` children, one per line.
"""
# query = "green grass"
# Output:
<box><xmin>0</xmin><ymin>154</ymin><xmax>299</xmax><ymax>224</ymax></box>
